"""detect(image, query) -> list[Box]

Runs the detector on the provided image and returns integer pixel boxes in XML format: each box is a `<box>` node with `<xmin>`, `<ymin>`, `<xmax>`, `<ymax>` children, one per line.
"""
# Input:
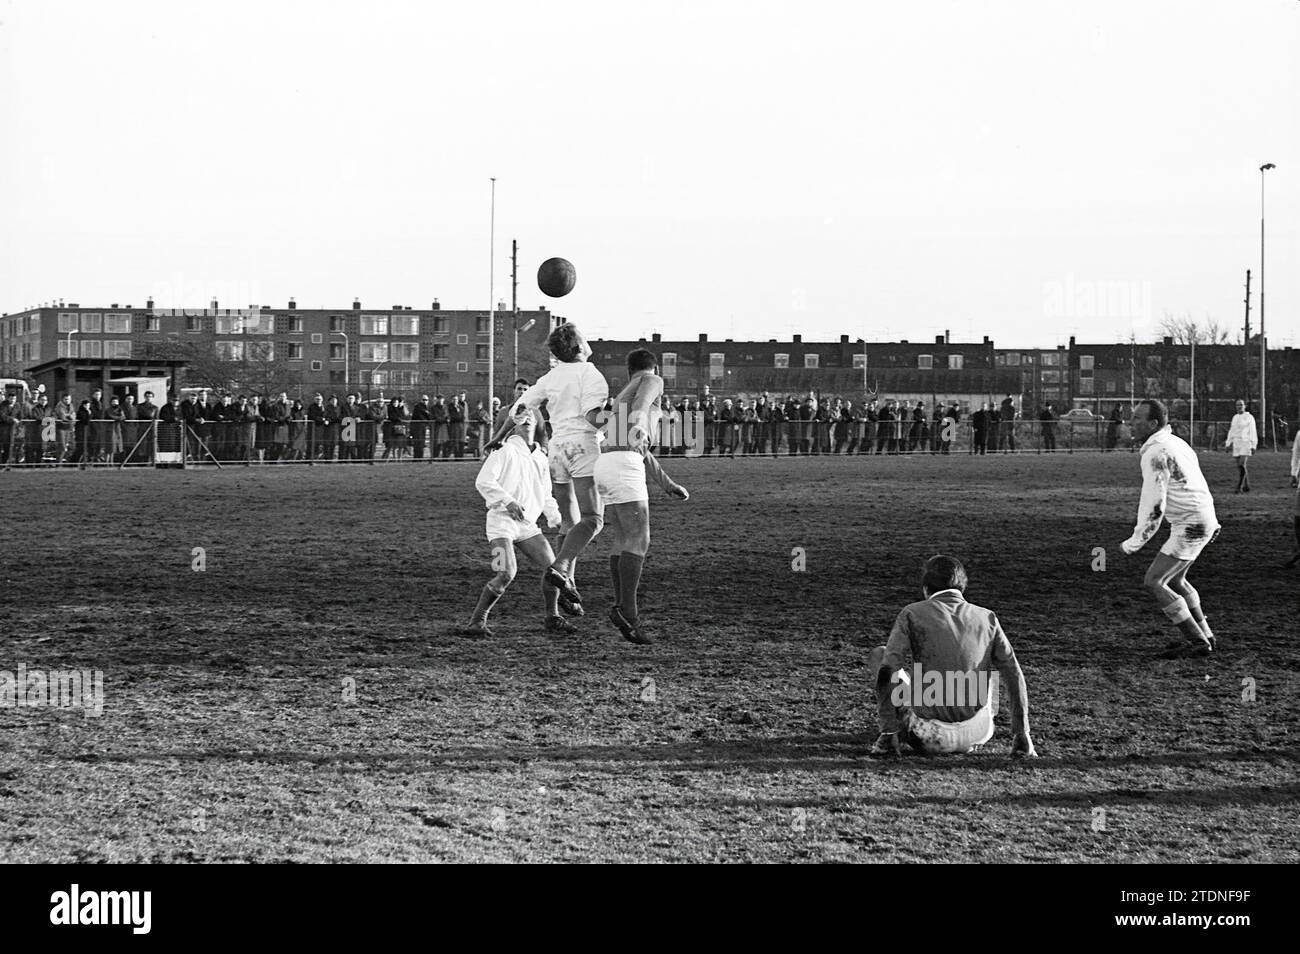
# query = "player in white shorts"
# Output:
<box><xmin>462</xmin><ymin>407</ymin><xmax>574</xmax><ymax>637</ymax></box>
<box><xmin>491</xmin><ymin>322</ymin><xmax>610</xmax><ymax>618</ymax></box>
<box><xmin>593</xmin><ymin>348</ymin><xmax>689</xmax><ymax>644</ymax></box>
<box><xmin>1120</xmin><ymin>399</ymin><xmax>1221</xmax><ymax>658</ymax></box>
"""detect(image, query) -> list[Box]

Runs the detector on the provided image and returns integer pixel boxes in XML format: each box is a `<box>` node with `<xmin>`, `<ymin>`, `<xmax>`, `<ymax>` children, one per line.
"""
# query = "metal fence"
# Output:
<box><xmin>0</xmin><ymin>416</ymin><xmax>1282</xmax><ymax>468</ymax></box>
<box><xmin>0</xmin><ymin>418</ymin><xmax>499</xmax><ymax>468</ymax></box>
<box><xmin>669</xmin><ymin>418</ymin><xmax>1278</xmax><ymax>457</ymax></box>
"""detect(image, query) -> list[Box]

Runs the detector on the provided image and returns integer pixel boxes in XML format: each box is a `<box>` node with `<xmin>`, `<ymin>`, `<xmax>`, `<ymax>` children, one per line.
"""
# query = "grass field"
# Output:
<box><xmin>2</xmin><ymin>450</ymin><xmax>1297</xmax><ymax>863</ymax></box>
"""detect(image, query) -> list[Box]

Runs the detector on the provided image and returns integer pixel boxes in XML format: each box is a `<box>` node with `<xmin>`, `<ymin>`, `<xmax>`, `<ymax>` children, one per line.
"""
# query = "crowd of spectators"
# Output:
<box><xmin>0</xmin><ymin>388</ymin><xmax>501</xmax><ymax>466</ymax></box>
<box><xmin>2</xmin><ymin>383</ymin><xmax>1276</xmax><ymax>466</ymax></box>
<box><xmin>671</xmin><ymin>391</ymin><xmax>1039</xmax><ymax>456</ymax></box>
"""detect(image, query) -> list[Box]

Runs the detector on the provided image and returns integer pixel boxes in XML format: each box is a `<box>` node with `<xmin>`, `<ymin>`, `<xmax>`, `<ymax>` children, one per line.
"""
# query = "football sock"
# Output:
<box><xmin>471</xmin><ymin>582</ymin><xmax>506</xmax><ymax>624</ymax></box>
<box><xmin>541</xmin><ymin>577</ymin><xmax>559</xmax><ymax>616</ymax></box>
<box><xmin>618</xmin><ymin>552</ymin><xmax>645</xmax><ymax>620</ymax></box>
<box><xmin>609</xmin><ymin>554</ymin><xmax>622</xmax><ymax>605</ymax></box>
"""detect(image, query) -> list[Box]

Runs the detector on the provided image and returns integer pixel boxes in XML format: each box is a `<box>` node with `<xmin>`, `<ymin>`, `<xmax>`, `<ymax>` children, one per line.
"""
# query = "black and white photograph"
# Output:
<box><xmin>1</xmin><ymin>0</ymin><xmax>1297</xmax><ymax>899</ymax></box>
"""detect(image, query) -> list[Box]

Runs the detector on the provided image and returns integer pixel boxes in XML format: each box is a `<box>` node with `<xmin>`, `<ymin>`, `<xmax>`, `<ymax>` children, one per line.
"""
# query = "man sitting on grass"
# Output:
<box><xmin>868</xmin><ymin>555</ymin><xmax>1037</xmax><ymax>758</ymax></box>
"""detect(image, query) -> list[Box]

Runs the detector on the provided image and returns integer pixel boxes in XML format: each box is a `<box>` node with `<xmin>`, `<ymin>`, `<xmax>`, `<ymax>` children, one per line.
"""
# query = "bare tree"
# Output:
<box><xmin>1157</xmin><ymin>311</ymin><xmax>1234</xmax><ymax>346</ymax></box>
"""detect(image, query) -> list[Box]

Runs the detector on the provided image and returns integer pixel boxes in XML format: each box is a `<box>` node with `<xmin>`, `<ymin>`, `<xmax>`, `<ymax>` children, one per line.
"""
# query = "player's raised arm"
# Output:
<box><xmin>1122</xmin><ymin>448</ymin><xmax>1170</xmax><ymax>554</ymax></box>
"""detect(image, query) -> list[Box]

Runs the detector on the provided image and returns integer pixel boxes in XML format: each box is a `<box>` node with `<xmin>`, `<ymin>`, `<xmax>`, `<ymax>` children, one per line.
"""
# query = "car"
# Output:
<box><xmin>1061</xmin><ymin>408</ymin><xmax>1098</xmax><ymax>422</ymax></box>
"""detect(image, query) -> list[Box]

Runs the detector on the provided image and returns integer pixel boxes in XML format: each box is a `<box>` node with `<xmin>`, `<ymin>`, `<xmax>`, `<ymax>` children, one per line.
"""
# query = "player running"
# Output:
<box><xmin>496</xmin><ymin>322</ymin><xmax>609</xmax><ymax>617</ymax></box>
<box><xmin>1120</xmin><ymin>399</ymin><xmax>1221</xmax><ymax>658</ymax></box>
<box><xmin>593</xmin><ymin>348</ymin><xmax>689</xmax><ymax>644</ymax></box>
<box><xmin>461</xmin><ymin>406</ymin><xmax>574</xmax><ymax>637</ymax></box>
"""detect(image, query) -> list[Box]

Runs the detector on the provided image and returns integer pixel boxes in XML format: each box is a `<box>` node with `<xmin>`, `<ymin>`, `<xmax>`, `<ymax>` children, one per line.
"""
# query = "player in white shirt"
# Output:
<box><xmin>1120</xmin><ymin>400</ymin><xmax>1221</xmax><ymax>658</ymax></box>
<box><xmin>497</xmin><ymin>322</ymin><xmax>610</xmax><ymax>616</ymax></box>
<box><xmin>1225</xmin><ymin>399</ymin><xmax>1258</xmax><ymax>493</ymax></box>
<box><xmin>462</xmin><ymin>407</ymin><xmax>574</xmax><ymax>637</ymax></box>
<box><xmin>593</xmin><ymin>348</ymin><xmax>689</xmax><ymax>644</ymax></box>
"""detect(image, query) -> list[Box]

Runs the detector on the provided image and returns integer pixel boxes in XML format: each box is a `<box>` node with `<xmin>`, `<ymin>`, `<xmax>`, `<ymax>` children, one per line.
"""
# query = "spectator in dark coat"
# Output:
<box><xmin>1040</xmin><ymin>404</ymin><xmax>1057</xmax><ymax>452</ymax></box>
<box><xmin>412</xmin><ymin>394</ymin><xmax>432</xmax><ymax>459</ymax></box>
<box><xmin>971</xmin><ymin>403</ymin><xmax>990</xmax><ymax>455</ymax></box>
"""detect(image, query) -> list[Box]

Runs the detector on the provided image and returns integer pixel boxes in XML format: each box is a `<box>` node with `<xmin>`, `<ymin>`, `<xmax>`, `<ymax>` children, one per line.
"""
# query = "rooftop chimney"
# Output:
<box><xmin>652</xmin><ymin>333</ymin><xmax>661</xmax><ymax>342</ymax></box>
<box><xmin>1070</xmin><ymin>335</ymin><xmax>1077</xmax><ymax>348</ymax></box>
<box><xmin>793</xmin><ymin>334</ymin><xmax>802</xmax><ymax>344</ymax></box>
<box><xmin>353</xmin><ymin>298</ymin><xmax>361</xmax><ymax>310</ymax></box>
<box><xmin>1162</xmin><ymin>336</ymin><xmax>1173</xmax><ymax>347</ymax></box>
<box><xmin>945</xmin><ymin>329</ymin><xmax>950</xmax><ymax>344</ymax></box>
<box><xmin>699</xmin><ymin>333</ymin><xmax>707</xmax><ymax>342</ymax></box>
<box><xmin>935</xmin><ymin>334</ymin><xmax>945</xmax><ymax>345</ymax></box>
<box><xmin>840</xmin><ymin>334</ymin><xmax>849</xmax><ymax>344</ymax></box>
<box><xmin>432</xmin><ymin>300</ymin><xmax>440</xmax><ymax>310</ymax></box>
<box><xmin>288</xmin><ymin>299</ymin><xmax>296</xmax><ymax>309</ymax></box>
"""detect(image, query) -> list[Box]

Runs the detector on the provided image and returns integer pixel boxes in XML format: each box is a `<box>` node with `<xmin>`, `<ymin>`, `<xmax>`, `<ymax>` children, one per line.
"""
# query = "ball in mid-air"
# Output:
<box><xmin>537</xmin><ymin>257</ymin><xmax>576</xmax><ymax>298</ymax></box>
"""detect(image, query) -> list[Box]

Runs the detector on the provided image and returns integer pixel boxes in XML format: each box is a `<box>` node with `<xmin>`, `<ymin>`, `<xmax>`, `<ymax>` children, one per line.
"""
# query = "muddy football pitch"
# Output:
<box><xmin>2</xmin><ymin>450</ymin><xmax>1297</xmax><ymax>862</ymax></box>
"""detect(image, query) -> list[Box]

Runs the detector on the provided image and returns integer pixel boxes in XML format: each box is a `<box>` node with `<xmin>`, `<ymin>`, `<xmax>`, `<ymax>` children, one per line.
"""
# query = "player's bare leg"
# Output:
<box><xmin>548</xmin><ymin>479</ymin><xmax>585</xmax><ymax>615</ymax></box>
<box><xmin>545</xmin><ymin>475</ymin><xmax>602</xmax><ymax>606</ymax></box>
<box><xmin>1167</xmin><ymin>563</ymin><xmax>1215</xmax><ymax>649</ymax></box>
<box><xmin>1234</xmin><ymin>454</ymin><xmax>1250</xmax><ymax>493</ymax></box>
<box><xmin>1144</xmin><ymin>553</ymin><xmax>1213</xmax><ymax>657</ymax></box>
<box><xmin>517</xmin><ymin>534</ymin><xmax>575</xmax><ymax>634</ymax></box>
<box><xmin>463</xmin><ymin>537</ymin><xmax>516</xmax><ymax>637</ymax></box>
<box><xmin>605</xmin><ymin>500</ymin><xmax>652</xmax><ymax>644</ymax></box>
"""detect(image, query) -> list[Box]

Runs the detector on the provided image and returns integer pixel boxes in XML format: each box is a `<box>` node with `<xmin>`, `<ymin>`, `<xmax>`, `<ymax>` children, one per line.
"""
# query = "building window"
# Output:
<box><xmin>359</xmin><ymin>342</ymin><xmax>389</xmax><ymax>363</ymax></box>
<box><xmin>476</xmin><ymin>344</ymin><xmax>489</xmax><ymax>361</ymax></box>
<box><xmin>1041</xmin><ymin>352</ymin><xmax>1061</xmax><ymax>367</ymax></box>
<box><xmin>104</xmin><ymin>313</ymin><xmax>131</xmax><ymax>333</ymax></box>
<box><xmin>105</xmin><ymin>340</ymin><xmax>132</xmax><ymax>359</ymax></box>
<box><xmin>661</xmin><ymin>352</ymin><xmax>677</xmax><ymax>386</ymax></box>
<box><xmin>392</xmin><ymin>343</ymin><xmax>419</xmax><ymax>363</ymax></box>
<box><xmin>1079</xmin><ymin>354</ymin><xmax>1094</xmax><ymax>372</ymax></box>
<box><xmin>709</xmin><ymin>353</ymin><xmax>725</xmax><ymax>384</ymax></box>
<box><xmin>391</xmin><ymin>315</ymin><xmax>419</xmax><ymax>336</ymax></box>
<box><xmin>81</xmin><ymin>339</ymin><xmax>102</xmax><ymax>358</ymax></box>
<box><xmin>58</xmin><ymin>313</ymin><xmax>78</xmax><ymax>333</ymax></box>
<box><xmin>329</xmin><ymin>343</ymin><xmax>345</xmax><ymax>360</ymax></box>
<box><xmin>918</xmin><ymin>355</ymin><xmax>933</xmax><ymax>370</ymax></box>
<box><xmin>852</xmin><ymin>354</ymin><xmax>867</xmax><ymax>370</ymax></box>
<box><xmin>390</xmin><ymin>370</ymin><xmax>420</xmax><ymax>386</ymax></box>
<box><xmin>361</xmin><ymin>370</ymin><xmax>388</xmax><ymax>386</ymax></box>
<box><xmin>57</xmin><ymin>339</ymin><xmax>76</xmax><ymax>358</ymax></box>
<box><xmin>248</xmin><ymin>342</ymin><xmax>274</xmax><ymax>361</ymax></box>
<box><xmin>476</xmin><ymin>316</ymin><xmax>490</xmax><ymax>334</ymax></box>
<box><xmin>145</xmin><ymin>315</ymin><xmax>161</xmax><ymax>333</ymax></box>
<box><xmin>433</xmin><ymin>344</ymin><xmax>449</xmax><ymax>361</ymax></box>
<box><xmin>456</xmin><ymin>361</ymin><xmax>468</xmax><ymax>373</ymax></box>
<box><xmin>456</xmin><ymin>334</ymin><xmax>469</xmax><ymax>345</ymax></box>
<box><xmin>286</xmin><ymin>317</ymin><xmax>303</xmax><ymax>333</ymax></box>
<box><xmin>804</xmin><ymin>354</ymin><xmax>819</xmax><ymax>369</ymax></box>
<box><xmin>80</xmin><ymin>313</ymin><xmax>102</xmax><ymax>333</ymax></box>
<box><xmin>433</xmin><ymin>317</ymin><xmax>450</xmax><ymax>334</ymax></box>
<box><xmin>1042</xmin><ymin>369</ymin><xmax>1061</xmax><ymax>384</ymax></box>
<box><xmin>948</xmin><ymin>354</ymin><xmax>963</xmax><ymax>370</ymax></box>
<box><xmin>310</xmin><ymin>333</ymin><xmax>324</xmax><ymax>345</ymax></box>
<box><xmin>774</xmin><ymin>353</ymin><xmax>789</xmax><ymax>369</ymax></box>
<box><xmin>215</xmin><ymin>341</ymin><xmax>245</xmax><ymax>361</ymax></box>
<box><xmin>1079</xmin><ymin>377</ymin><xmax>1095</xmax><ymax>395</ymax></box>
<box><xmin>287</xmin><ymin>342</ymin><xmax>304</xmax><ymax>360</ymax></box>
<box><xmin>329</xmin><ymin>316</ymin><xmax>345</xmax><ymax>333</ymax></box>
<box><xmin>186</xmin><ymin>316</ymin><xmax>203</xmax><ymax>333</ymax></box>
<box><xmin>360</xmin><ymin>315</ymin><xmax>389</xmax><ymax>336</ymax></box>
<box><xmin>1105</xmin><ymin>379</ymin><xmax>1117</xmax><ymax>394</ymax></box>
<box><xmin>311</xmin><ymin>360</ymin><xmax>323</xmax><ymax>372</ymax></box>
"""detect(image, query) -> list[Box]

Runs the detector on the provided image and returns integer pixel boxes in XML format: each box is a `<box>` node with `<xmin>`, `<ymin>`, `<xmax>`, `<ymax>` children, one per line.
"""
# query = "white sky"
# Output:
<box><xmin>1</xmin><ymin>0</ymin><xmax>1296</xmax><ymax>346</ymax></box>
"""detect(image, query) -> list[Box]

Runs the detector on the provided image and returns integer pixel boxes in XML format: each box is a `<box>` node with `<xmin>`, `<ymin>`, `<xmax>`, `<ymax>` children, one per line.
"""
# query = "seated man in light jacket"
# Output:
<box><xmin>869</xmin><ymin>555</ymin><xmax>1036</xmax><ymax>758</ymax></box>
